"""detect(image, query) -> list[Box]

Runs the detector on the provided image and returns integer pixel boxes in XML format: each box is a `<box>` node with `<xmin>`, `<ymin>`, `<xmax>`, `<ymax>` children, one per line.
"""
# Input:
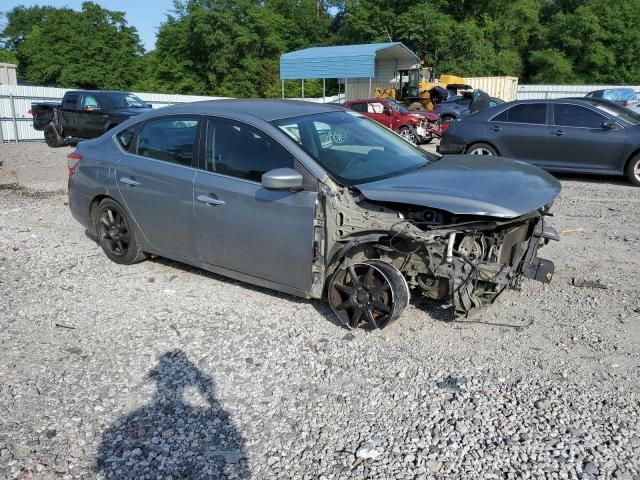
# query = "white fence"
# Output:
<box><xmin>517</xmin><ymin>84</ymin><xmax>640</xmax><ymax>100</ymax></box>
<box><xmin>4</xmin><ymin>83</ymin><xmax>640</xmax><ymax>142</ymax></box>
<box><xmin>0</xmin><ymin>85</ymin><xmax>224</xmax><ymax>143</ymax></box>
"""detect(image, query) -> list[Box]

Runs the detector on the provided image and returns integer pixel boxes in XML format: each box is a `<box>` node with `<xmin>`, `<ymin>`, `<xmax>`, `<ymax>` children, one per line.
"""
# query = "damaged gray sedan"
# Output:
<box><xmin>67</xmin><ymin>100</ymin><xmax>561</xmax><ymax>329</ymax></box>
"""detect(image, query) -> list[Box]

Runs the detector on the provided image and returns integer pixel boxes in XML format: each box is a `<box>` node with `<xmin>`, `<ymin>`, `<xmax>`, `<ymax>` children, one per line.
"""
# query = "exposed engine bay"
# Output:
<box><xmin>317</xmin><ymin>185</ymin><xmax>558</xmax><ymax>330</ymax></box>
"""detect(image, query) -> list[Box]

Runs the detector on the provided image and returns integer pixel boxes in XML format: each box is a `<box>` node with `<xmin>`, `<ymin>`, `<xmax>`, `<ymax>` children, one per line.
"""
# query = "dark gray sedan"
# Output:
<box><xmin>438</xmin><ymin>98</ymin><xmax>640</xmax><ymax>186</ymax></box>
<box><xmin>67</xmin><ymin>100</ymin><xmax>560</xmax><ymax>329</ymax></box>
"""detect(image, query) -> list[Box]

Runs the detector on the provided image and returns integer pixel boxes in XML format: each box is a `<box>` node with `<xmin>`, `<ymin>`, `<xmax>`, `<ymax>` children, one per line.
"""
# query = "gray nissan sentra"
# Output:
<box><xmin>67</xmin><ymin>99</ymin><xmax>561</xmax><ymax>329</ymax></box>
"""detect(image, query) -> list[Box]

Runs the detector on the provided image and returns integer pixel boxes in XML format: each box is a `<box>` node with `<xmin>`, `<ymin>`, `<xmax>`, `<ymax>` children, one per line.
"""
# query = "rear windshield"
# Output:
<box><xmin>104</xmin><ymin>93</ymin><xmax>148</xmax><ymax>109</ymax></box>
<box><xmin>591</xmin><ymin>102</ymin><xmax>640</xmax><ymax>126</ymax></box>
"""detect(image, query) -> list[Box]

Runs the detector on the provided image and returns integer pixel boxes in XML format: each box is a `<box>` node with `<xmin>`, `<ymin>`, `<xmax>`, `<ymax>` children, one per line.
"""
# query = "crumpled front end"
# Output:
<box><xmin>324</xmin><ymin>187</ymin><xmax>559</xmax><ymax>323</ymax></box>
<box><xmin>437</xmin><ymin>216</ymin><xmax>557</xmax><ymax>314</ymax></box>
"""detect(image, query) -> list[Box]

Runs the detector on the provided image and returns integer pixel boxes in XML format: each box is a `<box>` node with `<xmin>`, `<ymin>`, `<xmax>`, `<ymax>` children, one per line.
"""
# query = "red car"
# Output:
<box><xmin>341</xmin><ymin>98</ymin><xmax>442</xmax><ymax>144</ymax></box>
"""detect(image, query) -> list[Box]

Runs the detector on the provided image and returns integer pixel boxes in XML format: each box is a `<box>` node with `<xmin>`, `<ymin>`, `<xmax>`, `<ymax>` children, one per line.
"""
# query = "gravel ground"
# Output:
<box><xmin>1</xmin><ymin>142</ymin><xmax>639</xmax><ymax>479</ymax></box>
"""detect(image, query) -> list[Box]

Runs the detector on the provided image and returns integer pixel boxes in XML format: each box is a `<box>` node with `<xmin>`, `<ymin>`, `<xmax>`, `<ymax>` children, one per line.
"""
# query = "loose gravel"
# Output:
<box><xmin>1</xmin><ymin>142</ymin><xmax>639</xmax><ymax>479</ymax></box>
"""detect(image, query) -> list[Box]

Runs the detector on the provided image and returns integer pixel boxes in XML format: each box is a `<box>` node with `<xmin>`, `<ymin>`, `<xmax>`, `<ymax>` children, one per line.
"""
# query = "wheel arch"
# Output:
<box><xmin>326</xmin><ymin>232</ymin><xmax>393</xmax><ymax>278</ymax></box>
<box><xmin>465</xmin><ymin>140</ymin><xmax>501</xmax><ymax>155</ymax></box>
<box><xmin>88</xmin><ymin>194</ymin><xmax>118</xmax><ymax>237</ymax></box>
<box><xmin>624</xmin><ymin>147</ymin><xmax>640</xmax><ymax>173</ymax></box>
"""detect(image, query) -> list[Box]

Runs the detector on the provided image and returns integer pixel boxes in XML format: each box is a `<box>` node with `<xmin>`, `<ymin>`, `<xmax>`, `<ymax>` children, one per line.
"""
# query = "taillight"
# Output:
<box><xmin>27</xmin><ymin>109</ymin><xmax>33</xmax><ymax>115</ymax></box>
<box><xmin>67</xmin><ymin>152</ymin><xmax>82</xmax><ymax>174</ymax></box>
<box><xmin>440</xmin><ymin>122</ymin><xmax>449</xmax><ymax>134</ymax></box>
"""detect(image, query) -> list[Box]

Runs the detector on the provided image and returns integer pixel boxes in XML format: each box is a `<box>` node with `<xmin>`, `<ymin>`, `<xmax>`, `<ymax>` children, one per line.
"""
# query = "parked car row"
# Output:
<box><xmin>438</xmin><ymin>95</ymin><xmax>640</xmax><ymax>186</ymax></box>
<box><xmin>340</xmin><ymin>98</ymin><xmax>444</xmax><ymax>144</ymax></box>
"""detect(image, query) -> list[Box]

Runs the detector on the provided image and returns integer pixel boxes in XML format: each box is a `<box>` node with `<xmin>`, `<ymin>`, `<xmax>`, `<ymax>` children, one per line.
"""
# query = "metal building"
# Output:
<box><xmin>279</xmin><ymin>43</ymin><xmax>419</xmax><ymax>101</ymax></box>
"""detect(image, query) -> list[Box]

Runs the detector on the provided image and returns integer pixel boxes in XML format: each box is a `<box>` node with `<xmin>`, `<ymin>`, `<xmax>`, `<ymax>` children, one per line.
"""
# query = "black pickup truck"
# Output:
<box><xmin>31</xmin><ymin>90</ymin><xmax>152</xmax><ymax>147</ymax></box>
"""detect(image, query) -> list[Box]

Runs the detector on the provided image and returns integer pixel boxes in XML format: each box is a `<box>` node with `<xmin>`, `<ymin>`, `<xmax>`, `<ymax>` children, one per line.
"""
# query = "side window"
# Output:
<box><xmin>206</xmin><ymin>118</ymin><xmax>294</xmax><ymax>182</ymax></box>
<box><xmin>137</xmin><ymin>117</ymin><xmax>198</xmax><ymax>166</ymax></box>
<box><xmin>81</xmin><ymin>95</ymin><xmax>100</xmax><ymax>110</ymax></box>
<box><xmin>116</xmin><ymin>124</ymin><xmax>138</xmax><ymax>151</ymax></box>
<box><xmin>63</xmin><ymin>94</ymin><xmax>79</xmax><ymax>108</ymax></box>
<box><xmin>350</xmin><ymin>103</ymin><xmax>366</xmax><ymax>113</ymax></box>
<box><xmin>554</xmin><ymin>104</ymin><xmax>608</xmax><ymax>128</ymax></box>
<box><xmin>493</xmin><ymin>103</ymin><xmax>546</xmax><ymax>124</ymax></box>
<box><xmin>368</xmin><ymin>102</ymin><xmax>385</xmax><ymax>114</ymax></box>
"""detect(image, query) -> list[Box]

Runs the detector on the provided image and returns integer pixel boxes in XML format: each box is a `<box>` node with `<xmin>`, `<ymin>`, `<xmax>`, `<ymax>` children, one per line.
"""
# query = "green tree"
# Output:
<box><xmin>4</xmin><ymin>2</ymin><xmax>143</xmax><ymax>89</ymax></box>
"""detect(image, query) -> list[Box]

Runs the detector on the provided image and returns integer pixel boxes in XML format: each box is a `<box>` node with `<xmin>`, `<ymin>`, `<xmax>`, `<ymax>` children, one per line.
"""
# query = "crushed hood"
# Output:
<box><xmin>355</xmin><ymin>155</ymin><xmax>561</xmax><ymax>218</ymax></box>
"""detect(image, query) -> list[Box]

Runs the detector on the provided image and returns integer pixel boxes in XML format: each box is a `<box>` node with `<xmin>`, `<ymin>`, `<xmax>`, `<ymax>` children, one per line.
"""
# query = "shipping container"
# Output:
<box><xmin>464</xmin><ymin>76</ymin><xmax>519</xmax><ymax>102</ymax></box>
<box><xmin>0</xmin><ymin>63</ymin><xmax>18</xmax><ymax>86</ymax></box>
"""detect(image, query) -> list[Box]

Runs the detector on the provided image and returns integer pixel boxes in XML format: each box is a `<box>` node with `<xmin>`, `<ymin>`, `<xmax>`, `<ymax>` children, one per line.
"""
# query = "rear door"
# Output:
<box><xmin>60</xmin><ymin>93</ymin><xmax>81</xmax><ymax>137</ymax></box>
<box><xmin>485</xmin><ymin>102</ymin><xmax>549</xmax><ymax>164</ymax></box>
<box><xmin>546</xmin><ymin>103</ymin><xmax>627</xmax><ymax>172</ymax></box>
<box><xmin>193</xmin><ymin>117</ymin><xmax>317</xmax><ymax>291</ymax></box>
<box><xmin>115</xmin><ymin>116</ymin><xmax>200</xmax><ymax>258</ymax></box>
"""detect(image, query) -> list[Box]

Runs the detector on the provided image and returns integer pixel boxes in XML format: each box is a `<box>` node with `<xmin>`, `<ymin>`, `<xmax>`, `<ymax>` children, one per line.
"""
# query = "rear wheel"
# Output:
<box><xmin>466</xmin><ymin>142</ymin><xmax>497</xmax><ymax>156</ymax></box>
<box><xmin>398</xmin><ymin>125</ymin><xmax>418</xmax><ymax>145</ymax></box>
<box><xmin>95</xmin><ymin>198</ymin><xmax>146</xmax><ymax>265</ymax></box>
<box><xmin>328</xmin><ymin>260</ymin><xmax>409</xmax><ymax>330</ymax></box>
<box><xmin>625</xmin><ymin>153</ymin><xmax>640</xmax><ymax>187</ymax></box>
<box><xmin>44</xmin><ymin>124</ymin><xmax>64</xmax><ymax>148</ymax></box>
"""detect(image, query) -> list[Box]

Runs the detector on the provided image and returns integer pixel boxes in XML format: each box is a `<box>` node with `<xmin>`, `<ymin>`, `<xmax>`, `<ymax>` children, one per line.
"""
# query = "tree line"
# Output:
<box><xmin>1</xmin><ymin>0</ymin><xmax>639</xmax><ymax>97</ymax></box>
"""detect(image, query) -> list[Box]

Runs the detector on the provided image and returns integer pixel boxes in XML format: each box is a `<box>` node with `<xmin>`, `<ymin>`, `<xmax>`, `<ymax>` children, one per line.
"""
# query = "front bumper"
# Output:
<box><xmin>437</xmin><ymin>139</ymin><xmax>465</xmax><ymax>154</ymax></box>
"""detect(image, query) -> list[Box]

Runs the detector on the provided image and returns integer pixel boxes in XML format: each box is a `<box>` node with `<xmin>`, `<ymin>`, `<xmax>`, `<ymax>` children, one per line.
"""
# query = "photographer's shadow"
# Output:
<box><xmin>94</xmin><ymin>350</ymin><xmax>250</xmax><ymax>479</ymax></box>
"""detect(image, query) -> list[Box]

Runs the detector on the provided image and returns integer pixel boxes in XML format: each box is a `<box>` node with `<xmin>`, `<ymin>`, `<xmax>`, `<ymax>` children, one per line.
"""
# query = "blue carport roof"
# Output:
<box><xmin>280</xmin><ymin>42</ymin><xmax>419</xmax><ymax>80</ymax></box>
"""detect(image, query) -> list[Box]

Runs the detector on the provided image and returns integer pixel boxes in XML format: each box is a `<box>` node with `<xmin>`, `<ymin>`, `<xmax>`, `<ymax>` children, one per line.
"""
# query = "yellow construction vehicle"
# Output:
<box><xmin>376</xmin><ymin>66</ymin><xmax>472</xmax><ymax>111</ymax></box>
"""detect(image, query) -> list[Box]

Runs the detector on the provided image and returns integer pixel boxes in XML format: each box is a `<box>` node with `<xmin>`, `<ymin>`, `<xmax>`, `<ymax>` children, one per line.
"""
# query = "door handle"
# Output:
<box><xmin>119</xmin><ymin>177</ymin><xmax>141</xmax><ymax>187</ymax></box>
<box><xmin>197</xmin><ymin>194</ymin><xmax>225</xmax><ymax>206</ymax></box>
<box><xmin>489</xmin><ymin>125</ymin><xmax>501</xmax><ymax>132</ymax></box>
<box><xmin>550</xmin><ymin>130</ymin><xmax>565</xmax><ymax>136</ymax></box>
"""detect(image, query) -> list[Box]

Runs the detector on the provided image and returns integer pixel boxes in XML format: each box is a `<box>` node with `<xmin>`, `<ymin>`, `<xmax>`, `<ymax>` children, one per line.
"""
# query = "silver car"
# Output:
<box><xmin>67</xmin><ymin>100</ymin><xmax>561</xmax><ymax>329</ymax></box>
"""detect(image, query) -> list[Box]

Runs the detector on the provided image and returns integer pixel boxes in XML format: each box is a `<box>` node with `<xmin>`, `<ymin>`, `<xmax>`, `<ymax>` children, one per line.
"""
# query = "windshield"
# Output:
<box><xmin>272</xmin><ymin>111</ymin><xmax>434</xmax><ymax>185</ymax></box>
<box><xmin>107</xmin><ymin>93</ymin><xmax>148</xmax><ymax>109</ymax></box>
<box><xmin>592</xmin><ymin>102</ymin><xmax>640</xmax><ymax>126</ymax></box>
<box><xmin>385</xmin><ymin>99</ymin><xmax>409</xmax><ymax>113</ymax></box>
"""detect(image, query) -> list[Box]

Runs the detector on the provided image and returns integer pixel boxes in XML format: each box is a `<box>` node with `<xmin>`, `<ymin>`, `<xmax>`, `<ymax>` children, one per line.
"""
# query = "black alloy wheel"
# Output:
<box><xmin>95</xmin><ymin>199</ymin><xmax>146</xmax><ymax>264</ymax></box>
<box><xmin>328</xmin><ymin>260</ymin><xmax>409</xmax><ymax>330</ymax></box>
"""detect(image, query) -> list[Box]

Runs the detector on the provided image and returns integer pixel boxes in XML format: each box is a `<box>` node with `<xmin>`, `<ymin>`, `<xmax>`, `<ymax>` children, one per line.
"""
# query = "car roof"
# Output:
<box><xmin>146</xmin><ymin>99</ymin><xmax>343</xmax><ymax>122</ymax></box>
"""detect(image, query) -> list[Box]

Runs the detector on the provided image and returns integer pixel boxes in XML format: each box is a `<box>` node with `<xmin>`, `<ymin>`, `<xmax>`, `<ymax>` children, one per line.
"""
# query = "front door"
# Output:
<box><xmin>546</xmin><ymin>103</ymin><xmax>627</xmax><ymax>172</ymax></box>
<box><xmin>366</xmin><ymin>101</ymin><xmax>393</xmax><ymax>129</ymax></box>
<box><xmin>78</xmin><ymin>94</ymin><xmax>106</xmax><ymax>138</ymax></box>
<box><xmin>116</xmin><ymin>116</ymin><xmax>200</xmax><ymax>258</ymax></box>
<box><xmin>193</xmin><ymin>118</ymin><xmax>317</xmax><ymax>291</ymax></box>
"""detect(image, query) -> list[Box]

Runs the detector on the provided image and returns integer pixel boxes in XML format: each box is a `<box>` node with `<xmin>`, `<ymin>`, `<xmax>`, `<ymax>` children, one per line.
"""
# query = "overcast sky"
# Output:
<box><xmin>2</xmin><ymin>0</ymin><xmax>176</xmax><ymax>51</ymax></box>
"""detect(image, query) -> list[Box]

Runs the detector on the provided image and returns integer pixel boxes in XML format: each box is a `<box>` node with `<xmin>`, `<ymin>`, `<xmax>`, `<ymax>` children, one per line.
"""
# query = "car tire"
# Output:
<box><xmin>466</xmin><ymin>142</ymin><xmax>498</xmax><ymax>156</ymax></box>
<box><xmin>327</xmin><ymin>260</ymin><xmax>409</xmax><ymax>330</ymax></box>
<box><xmin>625</xmin><ymin>153</ymin><xmax>640</xmax><ymax>187</ymax></box>
<box><xmin>44</xmin><ymin>124</ymin><xmax>65</xmax><ymax>148</ymax></box>
<box><xmin>94</xmin><ymin>198</ymin><xmax>147</xmax><ymax>265</ymax></box>
<box><xmin>398</xmin><ymin>125</ymin><xmax>418</xmax><ymax>145</ymax></box>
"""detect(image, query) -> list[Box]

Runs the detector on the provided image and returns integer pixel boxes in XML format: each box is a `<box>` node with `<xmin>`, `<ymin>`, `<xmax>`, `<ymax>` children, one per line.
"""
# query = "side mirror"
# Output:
<box><xmin>87</xmin><ymin>106</ymin><xmax>102</xmax><ymax>112</ymax></box>
<box><xmin>601</xmin><ymin>121</ymin><xmax>617</xmax><ymax>130</ymax></box>
<box><xmin>261</xmin><ymin>168</ymin><xmax>303</xmax><ymax>190</ymax></box>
